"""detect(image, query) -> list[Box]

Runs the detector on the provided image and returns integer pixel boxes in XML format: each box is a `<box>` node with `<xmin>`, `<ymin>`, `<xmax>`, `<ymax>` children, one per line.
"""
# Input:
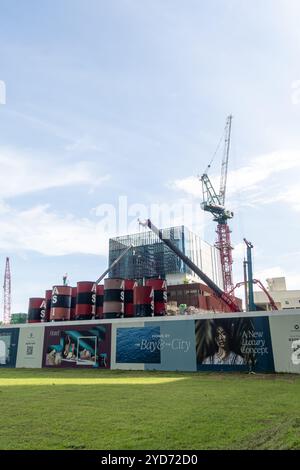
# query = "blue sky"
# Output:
<box><xmin>0</xmin><ymin>0</ymin><xmax>300</xmax><ymax>314</ymax></box>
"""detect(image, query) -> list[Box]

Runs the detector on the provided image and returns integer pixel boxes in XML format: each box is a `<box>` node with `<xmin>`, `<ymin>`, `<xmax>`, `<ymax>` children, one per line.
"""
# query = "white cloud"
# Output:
<box><xmin>65</xmin><ymin>136</ymin><xmax>103</xmax><ymax>153</ymax></box>
<box><xmin>0</xmin><ymin>203</ymin><xmax>110</xmax><ymax>256</ymax></box>
<box><xmin>253</xmin><ymin>266</ymin><xmax>300</xmax><ymax>291</ymax></box>
<box><xmin>0</xmin><ymin>146</ymin><xmax>110</xmax><ymax>199</ymax></box>
<box><xmin>232</xmin><ymin>242</ymin><xmax>246</xmax><ymax>263</ymax></box>
<box><xmin>232</xmin><ymin>264</ymin><xmax>300</xmax><ymax>306</ymax></box>
<box><xmin>267</xmin><ymin>185</ymin><xmax>300</xmax><ymax>212</ymax></box>
<box><xmin>92</xmin><ymin>195</ymin><xmax>208</xmax><ymax>239</ymax></box>
<box><xmin>171</xmin><ymin>150</ymin><xmax>300</xmax><ymax>211</ymax></box>
<box><xmin>172</xmin><ymin>176</ymin><xmax>202</xmax><ymax>198</ymax></box>
<box><xmin>287</xmin><ymin>275</ymin><xmax>300</xmax><ymax>291</ymax></box>
<box><xmin>227</xmin><ymin>150</ymin><xmax>300</xmax><ymax>196</ymax></box>
<box><xmin>0</xmin><ymin>197</ymin><xmax>209</xmax><ymax>258</ymax></box>
<box><xmin>254</xmin><ymin>266</ymin><xmax>286</xmax><ymax>284</ymax></box>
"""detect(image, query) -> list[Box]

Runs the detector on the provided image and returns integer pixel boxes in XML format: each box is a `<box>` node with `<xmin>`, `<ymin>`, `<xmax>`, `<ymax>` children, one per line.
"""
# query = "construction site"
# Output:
<box><xmin>2</xmin><ymin>2</ymin><xmax>300</xmax><ymax>457</ymax></box>
<box><xmin>1</xmin><ymin>116</ymin><xmax>288</xmax><ymax>325</ymax></box>
<box><xmin>0</xmin><ymin>117</ymin><xmax>299</xmax><ymax>375</ymax></box>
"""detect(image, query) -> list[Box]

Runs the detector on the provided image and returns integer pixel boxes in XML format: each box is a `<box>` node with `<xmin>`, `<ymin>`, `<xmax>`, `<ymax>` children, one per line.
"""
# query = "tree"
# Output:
<box><xmin>10</xmin><ymin>313</ymin><xmax>27</xmax><ymax>324</ymax></box>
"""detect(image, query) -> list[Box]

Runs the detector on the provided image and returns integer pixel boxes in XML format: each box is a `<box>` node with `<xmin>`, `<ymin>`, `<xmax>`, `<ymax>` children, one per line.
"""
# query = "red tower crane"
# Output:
<box><xmin>200</xmin><ymin>115</ymin><xmax>234</xmax><ymax>294</ymax></box>
<box><xmin>3</xmin><ymin>257</ymin><xmax>11</xmax><ymax>324</ymax></box>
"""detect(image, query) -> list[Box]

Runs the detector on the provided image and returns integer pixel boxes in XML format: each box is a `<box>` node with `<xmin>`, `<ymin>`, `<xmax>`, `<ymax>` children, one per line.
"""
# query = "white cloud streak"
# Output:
<box><xmin>226</xmin><ymin>150</ymin><xmax>300</xmax><ymax>195</ymax></box>
<box><xmin>0</xmin><ymin>203</ymin><xmax>109</xmax><ymax>256</ymax></box>
<box><xmin>0</xmin><ymin>147</ymin><xmax>110</xmax><ymax>199</ymax></box>
<box><xmin>254</xmin><ymin>266</ymin><xmax>300</xmax><ymax>291</ymax></box>
<box><xmin>65</xmin><ymin>136</ymin><xmax>103</xmax><ymax>153</ymax></box>
<box><xmin>171</xmin><ymin>150</ymin><xmax>300</xmax><ymax>211</ymax></box>
<box><xmin>255</xmin><ymin>185</ymin><xmax>300</xmax><ymax>212</ymax></box>
<box><xmin>0</xmin><ymin>196</ymin><xmax>209</xmax><ymax>257</ymax></box>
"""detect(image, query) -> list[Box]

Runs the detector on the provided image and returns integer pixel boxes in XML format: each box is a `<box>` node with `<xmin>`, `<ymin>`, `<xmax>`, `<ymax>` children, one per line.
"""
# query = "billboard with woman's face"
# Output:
<box><xmin>195</xmin><ymin>316</ymin><xmax>275</xmax><ymax>372</ymax></box>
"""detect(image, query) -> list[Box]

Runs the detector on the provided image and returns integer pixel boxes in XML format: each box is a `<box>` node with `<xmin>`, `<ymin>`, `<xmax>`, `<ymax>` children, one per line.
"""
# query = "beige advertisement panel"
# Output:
<box><xmin>16</xmin><ymin>326</ymin><xmax>45</xmax><ymax>368</ymax></box>
<box><xmin>269</xmin><ymin>313</ymin><xmax>300</xmax><ymax>374</ymax></box>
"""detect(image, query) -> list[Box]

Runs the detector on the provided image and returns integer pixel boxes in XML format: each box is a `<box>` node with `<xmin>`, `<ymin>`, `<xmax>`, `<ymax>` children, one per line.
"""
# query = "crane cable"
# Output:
<box><xmin>203</xmin><ymin>126</ymin><xmax>226</xmax><ymax>175</ymax></box>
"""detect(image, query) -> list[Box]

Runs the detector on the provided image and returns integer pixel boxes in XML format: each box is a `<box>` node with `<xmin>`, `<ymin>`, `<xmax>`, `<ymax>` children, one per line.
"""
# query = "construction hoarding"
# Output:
<box><xmin>0</xmin><ymin>311</ymin><xmax>298</xmax><ymax>373</ymax></box>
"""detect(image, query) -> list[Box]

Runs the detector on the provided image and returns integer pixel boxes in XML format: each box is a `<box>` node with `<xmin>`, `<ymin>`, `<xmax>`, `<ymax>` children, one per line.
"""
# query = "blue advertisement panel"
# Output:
<box><xmin>116</xmin><ymin>326</ymin><xmax>161</xmax><ymax>364</ymax></box>
<box><xmin>115</xmin><ymin>320</ymin><xmax>197</xmax><ymax>371</ymax></box>
<box><xmin>195</xmin><ymin>316</ymin><xmax>275</xmax><ymax>372</ymax></box>
<box><xmin>0</xmin><ymin>328</ymin><xmax>19</xmax><ymax>368</ymax></box>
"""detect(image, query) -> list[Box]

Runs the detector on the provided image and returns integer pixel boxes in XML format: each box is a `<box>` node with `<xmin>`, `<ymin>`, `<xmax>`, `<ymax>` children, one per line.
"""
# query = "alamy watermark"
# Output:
<box><xmin>291</xmin><ymin>80</ymin><xmax>300</xmax><ymax>105</ymax></box>
<box><xmin>93</xmin><ymin>196</ymin><xmax>205</xmax><ymax>239</ymax></box>
<box><xmin>0</xmin><ymin>80</ymin><xmax>6</xmax><ymax>104</ymax></box>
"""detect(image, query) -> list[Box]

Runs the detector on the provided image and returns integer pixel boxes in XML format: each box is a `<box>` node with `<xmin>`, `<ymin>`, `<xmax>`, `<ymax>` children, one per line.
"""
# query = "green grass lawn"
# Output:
<box><xmin>0</xmin><ymin>368</ymin><xmax>299</xmax><ymax>450</ymax></box>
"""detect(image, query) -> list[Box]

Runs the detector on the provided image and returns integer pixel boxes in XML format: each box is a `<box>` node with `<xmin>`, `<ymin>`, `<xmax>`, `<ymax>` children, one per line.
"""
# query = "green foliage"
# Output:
<box><xmin>0</xmin><ymin>369</ymin><xmax>299</xmax><ymax>450</ymax></box>
<box><xmin>10</xmin><ymin>313</ymin><xmax>27</xmax><ymax>324</ymax></box>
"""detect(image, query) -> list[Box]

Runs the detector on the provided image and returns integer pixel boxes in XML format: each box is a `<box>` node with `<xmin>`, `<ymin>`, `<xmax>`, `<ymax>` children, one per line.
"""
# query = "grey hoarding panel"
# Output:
<box><xmin>269</xmin><ymin>314</ymin><xmax>300</xmax><ymax>374</ymax></box>
<box><xmin>144</xmin><ymin>319</ymin><xmax>197</xmax><ymax>372</ymax></box>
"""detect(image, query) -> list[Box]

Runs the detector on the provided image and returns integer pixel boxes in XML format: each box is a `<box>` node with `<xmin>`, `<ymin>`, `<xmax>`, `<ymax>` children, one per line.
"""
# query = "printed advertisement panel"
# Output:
<box><xmin>0</xmin><ymin>328</ymin><xmax>19</xmax><ymax>368</ymax></box>
<box><xmin>115</xmin><ymin>320</ymin><xmax>197</xmax><ymax>371</ymax></box>
<box><xmin>195</xmin><ymin>316</ymin><xmax>274</xmax><ymax>372</ymax></box>
<box><xmin>116</xmin><ymin>326</ymin><xmax>161</xmax><ymax>364</ymax></box>
<box><xmin>144</xmin><ymin>320</ymin><xmax>197</xmax><ymax>371</ymax></box>
<box><xmin>43</xmin><ymin>324</ymin><xmax>111</xmax><ymax>368</ymax></box>
<box><xmin>269</xmin><ymin>314</ymin><xmax>300</xmax><ymax>373</ymax></box>
<box><xmin>16</xmin><ymin>326</ymin><xmax>45</xmax><ymax>368</ymax></box>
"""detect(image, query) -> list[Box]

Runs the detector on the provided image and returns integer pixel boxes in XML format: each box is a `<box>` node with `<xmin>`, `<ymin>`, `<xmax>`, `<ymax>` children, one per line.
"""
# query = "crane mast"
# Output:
<box><xmin>219</xmin><ymin>115</ymin><xmax>232</xmax><ymax>206</ymax></box>
<box><xmin>200</xmin><ymin>115</ymin><xmax>234</xmax><ymax>294</ymax></box>
<box><xmin>3</xmin><ymin>257</ymin><xmax>11</xmax><ymax>324</ymax></box>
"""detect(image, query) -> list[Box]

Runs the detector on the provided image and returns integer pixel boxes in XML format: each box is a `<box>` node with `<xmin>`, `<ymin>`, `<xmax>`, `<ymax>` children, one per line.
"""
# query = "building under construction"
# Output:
<box><xmin>109</xmin><ymin>225</ymin><xmax>224</xmax><ymax>289</ymax></box>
